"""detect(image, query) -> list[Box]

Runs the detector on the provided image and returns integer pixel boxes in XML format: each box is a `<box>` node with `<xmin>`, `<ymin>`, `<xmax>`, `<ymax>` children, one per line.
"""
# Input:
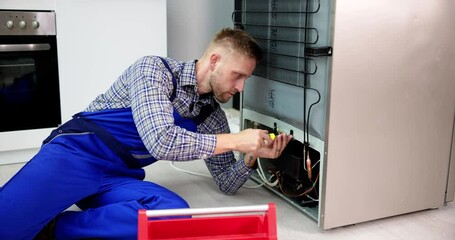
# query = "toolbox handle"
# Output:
<box><xmin>144</xmin><ymin>204</ymin><xmax>270</xmax><ymax>218</ymax></box>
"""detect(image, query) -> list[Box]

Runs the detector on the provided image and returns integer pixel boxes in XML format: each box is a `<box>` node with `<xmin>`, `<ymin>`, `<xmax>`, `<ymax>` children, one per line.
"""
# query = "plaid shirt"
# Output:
<box><xmin>85</xmin><ymin>56</ymin><xmax>254</xmax><ymax>194</ymax></box>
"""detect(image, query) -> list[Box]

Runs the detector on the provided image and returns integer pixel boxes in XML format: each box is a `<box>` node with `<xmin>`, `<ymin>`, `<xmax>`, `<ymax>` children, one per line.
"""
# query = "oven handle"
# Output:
<box><xmin>0</xmin><ymin>43</ymin><xmax>51</xmax><ymax>52</ymax></box>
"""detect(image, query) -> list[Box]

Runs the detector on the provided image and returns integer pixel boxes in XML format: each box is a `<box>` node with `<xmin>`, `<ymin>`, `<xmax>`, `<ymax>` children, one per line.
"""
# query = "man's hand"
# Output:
<box><xmin>231</xmin><ymin>129</ymin><xmax>273</xmax><ymax>153</ymax></box>
<box><xmin>255</xmin><ymin>132</ymin><xmax>293</xmax><ymax>159</ymax></box>
<box><xmin>243</xmin><ymin>132</ymin><xmax>293</xmax><ymax>168</ymax></box>
<box><xmin>215</xmin><ymin>129</ymin><xmax>292</xmax><ymax>158</ymax></box>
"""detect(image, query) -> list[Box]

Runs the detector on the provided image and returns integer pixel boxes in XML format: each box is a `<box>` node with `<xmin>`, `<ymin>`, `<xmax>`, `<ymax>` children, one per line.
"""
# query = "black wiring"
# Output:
<box><xmin>304</xmin><ymin>86</ymin><xmax>321</xmax><ymax>145</ymax></box>
<box><xmin>303</xmin><ymin>0</ymin><xmax>312</xmax><ymax>160</ymax></box>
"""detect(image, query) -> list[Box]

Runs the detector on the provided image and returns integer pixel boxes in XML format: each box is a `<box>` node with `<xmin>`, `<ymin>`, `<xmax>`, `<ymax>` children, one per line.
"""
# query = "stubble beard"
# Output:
<box><xmin>209</xmin><ymin>72</ymin><xmax>231</xmax><ymax>104</ymax></box>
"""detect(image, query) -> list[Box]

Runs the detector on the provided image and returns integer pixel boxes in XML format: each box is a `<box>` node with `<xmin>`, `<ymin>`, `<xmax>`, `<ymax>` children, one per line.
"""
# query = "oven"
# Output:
<box><xmin>0</xmin><ymin>10</ymin><xmax>61</xmax><ymax>134</ymax></box>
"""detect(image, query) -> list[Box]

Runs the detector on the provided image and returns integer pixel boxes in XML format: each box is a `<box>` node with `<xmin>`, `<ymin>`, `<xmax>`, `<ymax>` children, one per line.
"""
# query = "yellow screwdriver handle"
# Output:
<box><xmin>269</xmin><ymin>133</ymin><xmax>276</xmax><ymax>140</ymax></box>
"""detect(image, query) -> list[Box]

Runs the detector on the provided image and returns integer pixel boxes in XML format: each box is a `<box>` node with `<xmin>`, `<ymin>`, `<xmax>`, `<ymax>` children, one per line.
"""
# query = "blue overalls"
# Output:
<box><xmin>0</xmin><ymin>59</ymin><xmax>211</xmax><ymax>239</ymax></box>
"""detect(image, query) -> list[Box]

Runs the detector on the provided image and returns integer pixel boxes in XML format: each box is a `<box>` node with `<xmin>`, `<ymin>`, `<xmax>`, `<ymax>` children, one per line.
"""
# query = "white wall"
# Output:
<box><xmin>166</xmin><ymin>0</ymin><xmax>234</xmax><ymax>108</ymax></box>
<box><xmin>56</xmin><ymin>0</ymin><xmax>167</xmax><ymax>122</ymax></box>
<box><xmin>167</xmin><ymin>0</ymin><xmax>234</xmax><ymax>61</ymax></box>
<box><xmin>0</xmin><ymin>0</ymin><xmax>55</xmax><ymax>10</ymax></box>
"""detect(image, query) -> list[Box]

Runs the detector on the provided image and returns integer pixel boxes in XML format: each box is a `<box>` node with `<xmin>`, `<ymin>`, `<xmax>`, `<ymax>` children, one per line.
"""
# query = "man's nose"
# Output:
<box><xmin>235</xmin><ymin>79</ymin><xmax>246</xmax><ymax>92</ymax></box>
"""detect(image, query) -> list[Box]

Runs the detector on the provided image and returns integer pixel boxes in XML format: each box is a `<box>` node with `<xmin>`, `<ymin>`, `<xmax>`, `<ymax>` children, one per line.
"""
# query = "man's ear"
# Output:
<box><xmin>209</xmin><ymin>53</ymin><xmax>220</xmax><ymax>71</ymax></box>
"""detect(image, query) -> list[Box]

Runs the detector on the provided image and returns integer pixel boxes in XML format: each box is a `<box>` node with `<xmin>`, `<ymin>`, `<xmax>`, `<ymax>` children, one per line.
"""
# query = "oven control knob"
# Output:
<box><xmin>19</xmin><ymin>21</ymin><xmax>27</xmax><ymax>29</ymax></box>
<box><xmin>6</xmin><ymin>20</ymin><xmax>14</xmax><ymax>29</ymax></box>
<box><xmin>32</xmin><ymin>21</ymin><xmax>40</xmax><ymax>29</ymax></box>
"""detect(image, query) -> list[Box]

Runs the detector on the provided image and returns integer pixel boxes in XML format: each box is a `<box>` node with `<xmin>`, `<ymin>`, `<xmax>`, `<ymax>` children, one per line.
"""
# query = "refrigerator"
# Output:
<box><xmin>235</xmin><ymin>0</ymin><xmax>455</xmax><ymax>229</ymax></box>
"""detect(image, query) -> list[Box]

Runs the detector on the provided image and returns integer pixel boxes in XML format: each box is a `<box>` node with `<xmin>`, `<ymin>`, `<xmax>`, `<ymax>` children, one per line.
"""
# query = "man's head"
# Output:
<box><xmin>210</xmin><ymin>28</ymin><xmax>263</xmax><ymax>64</ymax></box>
<box><xmin>196</xmin><ymin>28</ymin><xmax>262</xmax><ymax>103</ymax></box>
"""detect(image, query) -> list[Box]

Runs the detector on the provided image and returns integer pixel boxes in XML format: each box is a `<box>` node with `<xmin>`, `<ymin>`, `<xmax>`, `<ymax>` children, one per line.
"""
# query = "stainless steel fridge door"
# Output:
<box><xmin>322</xmin><ymin>0</ymin><xmax>455</xmax><ymax>229</ymax></box>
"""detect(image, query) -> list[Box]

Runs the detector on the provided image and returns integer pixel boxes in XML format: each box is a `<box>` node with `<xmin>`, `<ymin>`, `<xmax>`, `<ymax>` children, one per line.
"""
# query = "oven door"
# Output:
<box><xmin>0</xmin><ymin>35</ymin><xmax>61</xmax><ymax>132</ymax></box>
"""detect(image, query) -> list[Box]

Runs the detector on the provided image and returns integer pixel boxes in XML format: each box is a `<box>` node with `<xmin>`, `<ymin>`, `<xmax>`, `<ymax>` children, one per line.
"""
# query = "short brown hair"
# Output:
<box><xmin>211</xmin><ymin>28</ymin><xmax>263</xmax><ymax>63</ymax></box>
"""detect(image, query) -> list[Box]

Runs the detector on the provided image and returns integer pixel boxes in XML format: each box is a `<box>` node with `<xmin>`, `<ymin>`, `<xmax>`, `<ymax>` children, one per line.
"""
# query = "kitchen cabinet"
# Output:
<box><xmin>0</xmin><ymin>0</ymin><xmax>167</xmax><ymax>162</ymax></box>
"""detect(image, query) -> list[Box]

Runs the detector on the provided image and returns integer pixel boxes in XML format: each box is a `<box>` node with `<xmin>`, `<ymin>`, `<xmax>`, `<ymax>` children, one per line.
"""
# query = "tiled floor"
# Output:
<box><xmin>1</xmin><ymin>108</ymin><xmax>454</xmax><ymax>239</ymax></box>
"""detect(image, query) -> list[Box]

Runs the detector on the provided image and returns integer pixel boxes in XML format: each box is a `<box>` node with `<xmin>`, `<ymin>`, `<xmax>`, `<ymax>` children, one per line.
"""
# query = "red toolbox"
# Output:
<box><xmin>138</xmin><ymin>203</ymin><xmax>277</xmax><ymax>240</ymax></box>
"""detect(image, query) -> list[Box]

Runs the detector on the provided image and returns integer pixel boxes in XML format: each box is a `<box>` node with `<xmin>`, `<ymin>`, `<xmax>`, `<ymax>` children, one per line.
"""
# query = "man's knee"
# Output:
<box><xmin>143</xmin><ymin>191</ymin><xmax>189</xmax><ymax>210</ymax></box>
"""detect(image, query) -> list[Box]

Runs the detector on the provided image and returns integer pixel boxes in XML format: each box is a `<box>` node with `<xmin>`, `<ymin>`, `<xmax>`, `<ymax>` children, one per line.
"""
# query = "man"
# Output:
<box><xmin>0</xmin><ymin>28</ymin><xmax>292</xmax><ymax>239</ymax></box>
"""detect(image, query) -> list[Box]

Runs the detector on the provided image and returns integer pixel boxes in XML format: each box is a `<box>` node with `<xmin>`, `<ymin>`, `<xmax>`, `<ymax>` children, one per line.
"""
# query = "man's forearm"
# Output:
<box><xmin>243</xmin><ymin>152</ymin><xmax>257</xmax><ymax>169</ymax></box>
<box><xmin>214</xmin><ymin>133</ymin><xmax>237</xmax><ymax>155</ymax></box>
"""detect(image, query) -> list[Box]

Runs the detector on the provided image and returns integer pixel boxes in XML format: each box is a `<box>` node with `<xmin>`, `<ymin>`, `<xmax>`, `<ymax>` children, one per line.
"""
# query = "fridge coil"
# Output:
<box><xmin>232</xmin><ymin>0</ymin><xmax>327</xmax><ymax>86</ymax></box>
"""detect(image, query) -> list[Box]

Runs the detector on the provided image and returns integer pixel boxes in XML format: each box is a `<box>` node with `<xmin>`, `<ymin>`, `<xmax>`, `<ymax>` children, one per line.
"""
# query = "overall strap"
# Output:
<box><xmin>158</xmin><ymin>57</ymin><xmax>217</xmax><ymax>125</ymax></box>
<box><xmin>72</xmin><ymin>113</ymin><xmax>141</xmax><ymax>169</ymax></box>
<box><xmin>194</xmin><ymin>103</ymin><xmax>218</xmax><ymax>125</ymax></box>
<box><xmin>158</xmin><ymin>57</ymin><xmax>177</xmax><ymax>102</ymax></box>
